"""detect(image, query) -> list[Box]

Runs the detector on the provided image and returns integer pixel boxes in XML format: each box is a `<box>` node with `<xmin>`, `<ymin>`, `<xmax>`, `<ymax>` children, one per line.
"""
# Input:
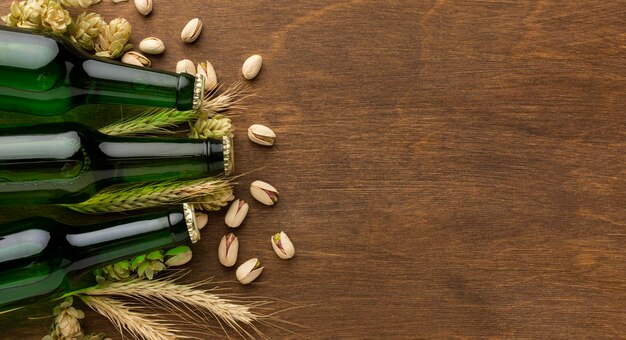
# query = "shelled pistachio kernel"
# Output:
<box><xmin>271</xmin><ymin>231</ymin><xmax>295</xmax><ymax>259</ymax></box>
<box><xmin>247</xmin><ymin>124</ymin><xmax>276</xmax><ymax>146</ymax></box>
<box><xmin>181</xmin><ymin>18</ymin><xmax>202</xmax><ymax>43</ymax></box>
<box><xmin>236</xmin><ymin>258</ymin><xmax>264</xmax><ymax>284</ymax></box>
<box><xmin>250</xmin><ymin>180</ymin><xmax>279</xmax><ymax>206</ymax></box>
<box><xmin>139</xmin><ymin>37</ymin><xmax>165</xmax><ymax>54</ymax></box>
<box><xmin>242</xmin><ymin>54</ymin><xmax>262</xmax><ymax>80</ymax></box>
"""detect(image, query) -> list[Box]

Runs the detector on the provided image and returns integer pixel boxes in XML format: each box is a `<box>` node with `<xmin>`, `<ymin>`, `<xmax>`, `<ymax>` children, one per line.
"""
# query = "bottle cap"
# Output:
<box><xmin>223</xmin><ymin>136</ymin><xmax>235</xmax><ymax>176</ymax></box>
<box><xmin>192</xmin><ymin>73</ymin><xmax>205</xmax><ymax>111</ymax></box>
<box><xmin>182</xmin><ymin>203</ymin><xmax>201</xmax><ymax>243</ymax></box>
<box><xmin>207</xmin><ymin>137</ymin><xmax>234</xmax><ymax>176</ymax></box>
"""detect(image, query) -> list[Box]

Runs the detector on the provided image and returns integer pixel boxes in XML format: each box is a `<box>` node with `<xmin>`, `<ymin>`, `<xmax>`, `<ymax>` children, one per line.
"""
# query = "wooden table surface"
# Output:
<box><xmin>1</xmin><ymin>0</ymin><xmax>625</xmax><ymax>338</ymax></box>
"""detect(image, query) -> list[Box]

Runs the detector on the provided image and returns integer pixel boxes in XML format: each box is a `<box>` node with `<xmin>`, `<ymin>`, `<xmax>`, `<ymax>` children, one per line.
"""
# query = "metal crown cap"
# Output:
<box><xmin>182</xmin><ymin>203</ymin><xmax>200</xmax><ymax>243</ymax></box>
<box><xmin>192</xmin><ymin>73</ymin><xmax>205</xmax><ymax>111</ymax></box>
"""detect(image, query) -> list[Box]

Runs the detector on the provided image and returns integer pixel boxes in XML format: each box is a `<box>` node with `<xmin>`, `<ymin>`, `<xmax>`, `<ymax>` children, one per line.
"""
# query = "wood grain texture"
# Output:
<box><xmin>1</xmin><ymin>0</ymin><xmax>625</xmax><ymax>338</ymax></box>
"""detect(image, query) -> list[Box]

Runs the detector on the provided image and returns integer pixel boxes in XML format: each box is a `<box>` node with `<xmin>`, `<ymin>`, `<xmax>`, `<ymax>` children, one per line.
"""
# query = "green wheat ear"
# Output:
<box><xmin>60</xmin><ymin>178</ymin><xmax>233</xmax><ymax>214</ymax></box>
<box><xmin>99</xmin><ymin>82</ymin><xmax>248</xmax><ymax>137</ymax></box>
<box><xmin>98</xmin><ymin>108</ymin><xmax>198</xmax><ymax>136</ymax></box>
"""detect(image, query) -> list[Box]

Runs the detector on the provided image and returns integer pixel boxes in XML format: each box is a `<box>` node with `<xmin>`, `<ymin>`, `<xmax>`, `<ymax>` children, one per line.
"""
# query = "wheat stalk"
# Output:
<box><xmin>79</xmin><ymin>295</ymin><xmax>186</xmax><ymax>340</ymax></box>
<box><xmin>97</xmin><ymin>82</ymin><xmax>248</xmax><ymax>138</ymax></box>
<box><xmin>61</xmin><ymin>178</ymin><xmax>233</xmax><ymax>214</ymax></box>
<box><xmin>84</xmin><ymin>278</ymin><xmax>259</xmax><ymax>325</ymax></box>
<box><xmin>75</xmin><ymin>277</ymin><xmax>266</xmax><ymax>339</ymax></box>
<box><xmin>200</xmin><ymin>81</ymin><xmax>250</xmax><ymax>118</ymax></box>
<box><xmin>99</xmin><ymin>108</ymin><xmax>198</xmax><ymax>136</ymax></box>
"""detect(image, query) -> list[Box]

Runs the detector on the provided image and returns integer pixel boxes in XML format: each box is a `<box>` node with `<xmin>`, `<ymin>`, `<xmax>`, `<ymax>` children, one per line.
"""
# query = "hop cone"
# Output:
<box><xmin>95</xmin><ymin>17</ymin><xmax>132</xmax><ymax>59</ymax></box>
<box><xmin>195</xmin><ymin>184</ymin><xmax>233</xmax><ymax>211</ymax></box>
<box><xmin>41</xmin><ymin>0</ymin><xmax>71</xmax><ymax>34</ymax></box>
<box><xmin>189</xmin><ymin>115</ymin><xmax>234</xmax><ymax>140</ymax></box>
<box><xmin>69</xmin><ymin>12</ymin><xmax>105</xmax><ymax>50</ymax></box>
<box><xmin>42</xmin><ymin>297</ymin><xmax>85</xmax><ymax>340</ymax></box>
<box><xmin>1</xmin><ymin>0</ymin><xmax>45</xmax><ymax>29</ymax></box>
<box><xmin>93</xmin><ymin>260</ymin><xmax>131</xmax><ymax>283</ymax></box>
<box><xmin>131</xmin><ymin>251</ymin><xmax>165</xmax><ymax>280</ymax></box>
<box><xmin>94</xmin><ymin>246</ymin><xmax>191</xmax><ymax>283</ymax></box>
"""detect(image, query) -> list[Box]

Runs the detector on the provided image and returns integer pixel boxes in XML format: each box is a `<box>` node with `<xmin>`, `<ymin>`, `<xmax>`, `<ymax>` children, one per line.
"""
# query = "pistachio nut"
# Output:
<box><xmin>112</xmin><ymin>0</ymin><xmax>128</xmax><ymax>3</ymax></box>
<box><xmin>121</xmin><ymin>51</ymin><xmax>151</xmax><ymax>67</ymax></box>
<box><xmin>218</xmin><ymin>233</ymin><xmax>239</xmax><ymax>267</ymax></box>
<box><xmin>134</xmin><ymin>0</ymin><xmax>152</xmax><ymax>16</ymax></box>
<box><xmin>164</xmin><ymin>246</ymin><xmax>193</xmax><ymax>267</ymax></box>
<box><xmin>236</xmin><ymin>258</ymin><xmax>264</xmax><ymax>284</ymax></box>
<box><xmin>195</xmin><ymin>212</ymin><xmax>208</xmax><ymax>230</ymax></box>
<box><xmin>176</xmin><ymin>59</ymin><xmax>196</xmax><ymax>75</ymax></box>
<box><xmin>250</xmin><ymin>180</ymin><xmax>279</xmax><ymax>206</ymax></box>
<box><xmin>225</xmin><ymin>199</ymin><xmax>249</xmax><ymax>228</ymax></box>
<box><xmin>197</xmin><ymin>61</ymin><xmax>218</xmax><ymax>92</ymax></box>
<box><xmin>271</xmin><ymin>231</ymin><xmax>295</xmax><ymax>260</ymax></box>
<box><xmin>181</xmin><ymin>18</ymin><xmax>202</xmax><ymax>43</ymax></box>
<box><xmin>242</xmin><ymin>54</ymin><xmax>263</xmax><ymax>80</ymax></box>
<box><xmin>139</xmin><ymin>37</ymin><xmax>165</xmax><ymax>54</ymax></box>
<box><xmin>247</xmin><ymin>124</ymin><xmax>276</xmax><ymax>146</ymax></box>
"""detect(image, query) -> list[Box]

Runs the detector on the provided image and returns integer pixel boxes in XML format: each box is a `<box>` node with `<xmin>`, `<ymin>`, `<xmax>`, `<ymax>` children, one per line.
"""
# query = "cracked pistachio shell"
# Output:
<box><xmin>134</xmin><ymin>0</ymin><xmax>152</xmax><ymax>16</ymax></box>
<box><xmin>218</xmin><ymin>233</ymin><xmax>239</xmax><ymax>267</ymax></box>
<box><xmin>247</xmin><ymin>124</ymin><xmax>276</xmax><ymax>146</ymax></box>
<box><xmin>236</xmin><ymin>258</ymin><xmax>263</xmax><ymax>284</ymax></box>
<box><xmin>250</xmin><ymin>180</ymin><xmax>279</xmax><ymax>205</ymax></box>
<box><xmin>164</xmin><ymin>246</ymin><xmax>193</xmax><ymax>267</ymax></box>
<box><xmin>176</xmin><ymin>59</ymin><xmax>196</xmax><ymax>75</ymax></box>
<box><xmin>271</xmin><ymin>231</ymin><xmax>295</xmax><ymax>259</ymax></box>
<box><xmin>225</xmin><ymin>199</ymin><xmax>249</xmax><ymax>228</ymax></box>
<box><xmin>138</xmin><ymin>37</ymin><xmax>165</xmax><ymax>54</ymax></box>
<box><xmin>181</xmin><ymin>18</ymin><xmax>202</xmax><ymax>43</ymax></box>
<box><xmin>197</xmin><ymin>61</ymin><xmax>218</xmax><ymax>92</ymax></box>
<box><xmin>121</xmin><ymin>51</ymin><xmax>151</xmax><ymax>67</ymax></box>
<box><xmin>242</xmin><ymin>54</ymin><xmax>262</xmax><ymax>80</ymax></box>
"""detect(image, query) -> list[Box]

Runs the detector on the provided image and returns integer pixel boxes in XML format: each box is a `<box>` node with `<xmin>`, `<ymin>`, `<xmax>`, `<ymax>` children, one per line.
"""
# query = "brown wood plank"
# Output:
<box><xmin>0</xmin><ymin>0</ymin><xmax>624</xmax><ymax>338</ymax></box>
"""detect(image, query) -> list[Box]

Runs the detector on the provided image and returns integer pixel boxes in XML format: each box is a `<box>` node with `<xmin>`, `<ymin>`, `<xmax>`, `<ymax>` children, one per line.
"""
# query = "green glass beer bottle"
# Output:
<box><xmin>0</xmin><ymin>123</ymin><xmax>234</xmax><ymax>205</ymax></box>
<box><xmin>0</xmin><ymin>204</ymin><xmax>200</xmax><ymax>311</ymax></box>
<box><xmin>0</xmin><ymin>26</ymin><xmax>204</xmax><ymax>116</ymax></box>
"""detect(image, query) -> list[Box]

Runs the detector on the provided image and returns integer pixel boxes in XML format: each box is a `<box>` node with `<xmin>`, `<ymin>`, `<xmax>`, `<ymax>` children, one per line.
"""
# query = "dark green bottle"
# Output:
<box><xmin>0</xmin><ymin>204</ymin><xmax>200</xmax><ymax>312</ymax></box>
<box><xmin>0</xmin><ymin>123</ymin><xmax>234</xmax><ymax>205</ymax></box>
<box><xmin>0</xmin><ymin>26</ymin><xmax>204</xmax><ymax>116</ymax></box>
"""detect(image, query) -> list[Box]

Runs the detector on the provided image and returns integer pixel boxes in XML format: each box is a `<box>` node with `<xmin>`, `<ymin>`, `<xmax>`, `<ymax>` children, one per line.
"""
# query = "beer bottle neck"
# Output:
<box><xmin>80</xmin><ymin>59</ymin><xmax>201</xmax><ymax>111</ymax></box>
